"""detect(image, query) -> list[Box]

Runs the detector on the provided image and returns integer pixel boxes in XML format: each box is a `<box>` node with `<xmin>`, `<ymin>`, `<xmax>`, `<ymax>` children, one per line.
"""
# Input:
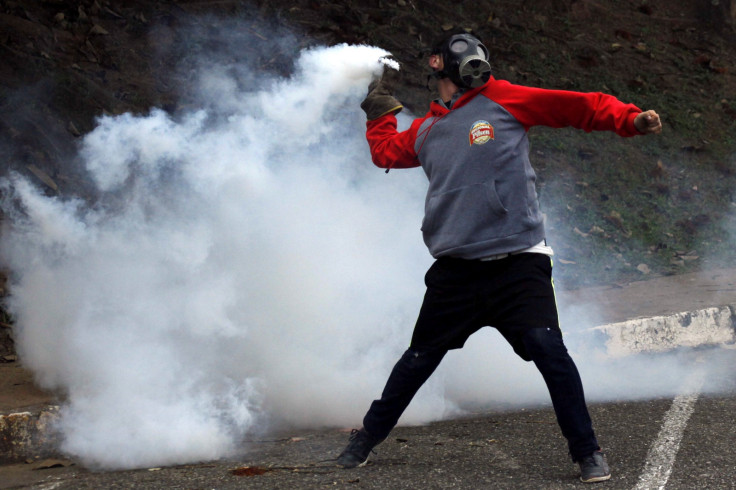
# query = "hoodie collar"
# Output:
<box><xmin>429</xmin><ymin>77</ymin><xmax>495</xmax><ymax>116</ymax></box>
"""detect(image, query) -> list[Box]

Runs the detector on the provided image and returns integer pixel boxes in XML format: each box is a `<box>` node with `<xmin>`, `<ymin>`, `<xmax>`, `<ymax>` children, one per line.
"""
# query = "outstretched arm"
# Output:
<box><xmin>484</xmin><ymin>80</ymin><xmax>665</xmax><ymax>138</ymax></box>
<box><xmin>633</xmin><ymin>110</ymin><xmax>663</xmax><ymax>134</ymax></box>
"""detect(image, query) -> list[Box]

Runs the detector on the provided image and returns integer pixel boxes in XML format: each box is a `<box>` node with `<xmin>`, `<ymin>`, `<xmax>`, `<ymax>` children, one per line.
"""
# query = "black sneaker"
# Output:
<box><xmin>578</xmin><ymin>450</ymin><xmax>611</xmax><ymax>483</ymax></box>
<box><xmin>336</xmin><ymin>428</ymin><xmax>384</xmax><ymax>468</ymax></box>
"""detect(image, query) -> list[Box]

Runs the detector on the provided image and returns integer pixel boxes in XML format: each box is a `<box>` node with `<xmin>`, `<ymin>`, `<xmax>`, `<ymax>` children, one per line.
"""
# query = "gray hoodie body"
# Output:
<box><xmin>415</xmin><ymin>96</ymin><xmax>543</xmax><ymax>259</ymax></box>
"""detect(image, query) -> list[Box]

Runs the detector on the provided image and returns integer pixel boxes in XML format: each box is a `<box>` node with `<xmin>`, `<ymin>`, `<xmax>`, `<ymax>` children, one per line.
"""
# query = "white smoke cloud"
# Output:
<box><xmin>0</xmin><ymin>42</ymin><xmax>455</xmax><ymax>470</ymax></box>
<box><xmin>2</xmin><ymin>32</ymin><xmax>733</xmax><ymax>471</ymax></box>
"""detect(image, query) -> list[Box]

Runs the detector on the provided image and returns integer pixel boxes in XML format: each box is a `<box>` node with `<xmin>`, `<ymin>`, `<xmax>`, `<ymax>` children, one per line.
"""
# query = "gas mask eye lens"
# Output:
<box><xmin>477</xmin><ymin>45</ymin><xmax>489</xmax><ymax>60</ymax></box>
<box><xmin>450</xmin><ymin>39</ymin><xmax>468</xmax><ymax>53</ymax></box>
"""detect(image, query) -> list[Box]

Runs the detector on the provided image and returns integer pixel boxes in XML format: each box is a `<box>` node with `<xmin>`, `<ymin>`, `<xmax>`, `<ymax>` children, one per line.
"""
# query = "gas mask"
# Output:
<box><xmin>433</xmin><ymin>33</ymin><xmax>492</xmax><ymax>89</ymax></box>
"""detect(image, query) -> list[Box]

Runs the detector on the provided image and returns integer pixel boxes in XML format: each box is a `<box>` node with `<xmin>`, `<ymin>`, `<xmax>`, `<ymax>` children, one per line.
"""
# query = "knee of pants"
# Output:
<box><xmin>520</xmin><ymin>327</ymin><xmax>568</xmax><ymax>360</ymax></box>
<box><xmin>399</xmin><ymin>348</ymin><xmax>445</xmax><ymax>373</ymax></box>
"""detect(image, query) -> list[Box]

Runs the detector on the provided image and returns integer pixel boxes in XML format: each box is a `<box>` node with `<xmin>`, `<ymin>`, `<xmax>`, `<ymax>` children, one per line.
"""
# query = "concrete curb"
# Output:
<box><xmin>584</xmin><ymin>305</ymin><xmax>736</xmax><ymax>357</ymax></box>
<box><xmin>0</xmin><ymin>405</ymin><xmax>61</xmax><ymax>464</ymax></box>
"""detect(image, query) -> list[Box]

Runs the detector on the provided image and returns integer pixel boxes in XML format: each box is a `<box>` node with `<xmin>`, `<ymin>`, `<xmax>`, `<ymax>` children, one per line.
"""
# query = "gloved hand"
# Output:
<box><xmin>360</xmin><ymin>60</ymin><xmax>403</xmax><ymax>121</ymax></box>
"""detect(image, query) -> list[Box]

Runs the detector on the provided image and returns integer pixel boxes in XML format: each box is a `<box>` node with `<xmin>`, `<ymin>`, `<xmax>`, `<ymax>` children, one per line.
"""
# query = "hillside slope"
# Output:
<box><xmin>0</xmin><ymin>0</ymin><xmax>734</xmax><ymax>296</ymax></box>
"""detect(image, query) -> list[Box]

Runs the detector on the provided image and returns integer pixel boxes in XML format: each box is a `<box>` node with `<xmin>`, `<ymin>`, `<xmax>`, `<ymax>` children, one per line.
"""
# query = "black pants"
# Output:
<box><xmin>361</xmin><ymin>254</ymin><xmax>600</xmax><ymax>461</ymax></box>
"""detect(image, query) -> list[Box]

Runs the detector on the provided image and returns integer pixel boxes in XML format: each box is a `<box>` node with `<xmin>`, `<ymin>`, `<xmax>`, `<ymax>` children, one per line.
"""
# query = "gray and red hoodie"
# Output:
<box><xmin>365</xmin><ymin>76</ymin><xmax>643</xmax><ymax>259</ymax></box>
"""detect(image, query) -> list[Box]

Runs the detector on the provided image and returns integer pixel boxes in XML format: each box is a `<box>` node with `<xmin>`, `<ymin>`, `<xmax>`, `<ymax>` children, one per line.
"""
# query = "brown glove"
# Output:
<box><xmin>360</xmin><ymin>62</ymin><xmax>403</xmax><ymax>121</ymax></box>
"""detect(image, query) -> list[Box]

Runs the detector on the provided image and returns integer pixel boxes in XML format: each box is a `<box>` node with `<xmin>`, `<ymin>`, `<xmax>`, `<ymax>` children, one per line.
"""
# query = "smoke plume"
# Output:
<box><xmin>1</xmin><ymin>42</ymin><xmax>433</xmax><ymax>469</ymax></box>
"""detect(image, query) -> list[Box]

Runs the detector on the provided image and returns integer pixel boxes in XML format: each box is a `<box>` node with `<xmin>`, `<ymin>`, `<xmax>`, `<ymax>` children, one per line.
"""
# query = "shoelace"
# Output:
<box><xmin>350</xmin><ymin>430</ymin><xmax>375</xmax><ymax>450</ymax></box>
<box><xmin>322</xmin><ymin>430</ymin><xmax>377</xmax><ymax>464</ymax></box>
<box><xmin>349</xmin><ymin>429</ymin><xmax>381</xmax><ymax>457</ymax></box>
<box><xmin>580</xmin><ymin>453</ymin><xmax>605</xmax><ymax>469</ymax></box>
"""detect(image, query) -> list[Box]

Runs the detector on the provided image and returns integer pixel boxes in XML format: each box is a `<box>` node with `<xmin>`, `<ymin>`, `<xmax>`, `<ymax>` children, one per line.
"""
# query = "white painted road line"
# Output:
<box><xmin>633</xmin><ymin>371</ymin><xmax>705</xmax><ymax>490</ymax></box>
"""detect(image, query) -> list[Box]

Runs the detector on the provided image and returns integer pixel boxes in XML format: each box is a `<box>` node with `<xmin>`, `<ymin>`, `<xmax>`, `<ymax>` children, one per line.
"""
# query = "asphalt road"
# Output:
<box><xmin>2</xmin><ymin>352</ymin><xmax>735</xmax><ymax>490</ymax></box>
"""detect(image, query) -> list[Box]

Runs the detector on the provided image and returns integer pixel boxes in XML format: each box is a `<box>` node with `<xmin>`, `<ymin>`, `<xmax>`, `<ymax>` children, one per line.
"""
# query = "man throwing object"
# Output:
<box><xmin>337</xmin><ymin>32</ymin><xmax>662</xmax><ymax>484</ymax></box>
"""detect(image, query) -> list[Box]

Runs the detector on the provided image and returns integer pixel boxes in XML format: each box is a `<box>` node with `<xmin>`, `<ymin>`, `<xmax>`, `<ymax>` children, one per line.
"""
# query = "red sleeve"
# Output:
<box><xmin>365</xmin><ymin>114</ymin><xmax>423</xmax><ymax>170</ymax></box>
<box><xmin>483</xmin><ymin>80</ymin><xmax>643</xmax><ymax>137</ymax></box>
